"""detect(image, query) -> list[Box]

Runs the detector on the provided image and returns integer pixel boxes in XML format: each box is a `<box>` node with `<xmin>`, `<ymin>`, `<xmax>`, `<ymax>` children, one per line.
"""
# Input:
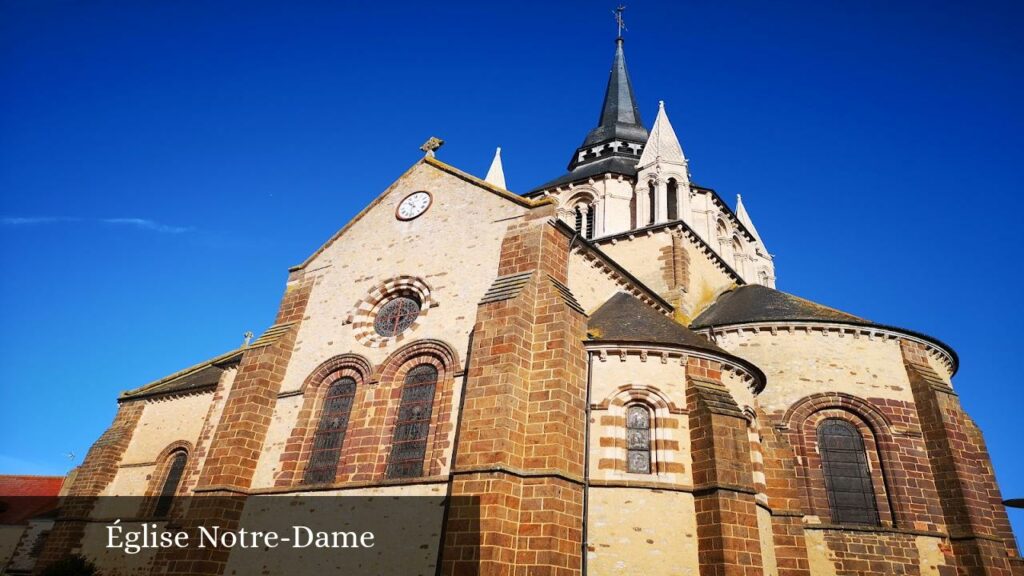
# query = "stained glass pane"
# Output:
<box><xmin>386</xmin><ymin>364</ymin><xmax>438</xmax><ymax>479</ymax></box>
<box><xmin>626</xmin><ymin>405</ymin><xmax>652</xmax><ymax>474</ymax></box>
<box><xmin>818</xmin><ymin>419</ymin><xmax>880</xmax><ymax>526</ymax></box>
<box><xmin>627</xmin><ymin>429</ymin><xmax>650</xmax><ymax>450</ymax></box>
<box><xmin>374</xmin><ymin>296</ymin><xmax>421</xmax><ymax>337</ymax></box>
<box><xmin>627</xmin><ymin>406</ymin><xmax>650</xmax><ymax>428</ymax></box>
<box><xmin>303</xmin><ymin>377</ymin><xmax>357</xmax><ymax>485</ymax></box>
<box><xmin>154</xmin><ymin>452</ymin><xmax>187</xmax><ymax>517</ymax></box>
<box><xmin>628</xmin><ymin>451</ymin><xmax>650</xmax><ymax>474</ymax></box>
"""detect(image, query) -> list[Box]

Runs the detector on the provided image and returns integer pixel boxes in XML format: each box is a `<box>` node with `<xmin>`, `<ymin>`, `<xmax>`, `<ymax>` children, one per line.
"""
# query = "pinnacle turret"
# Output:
<box><xmin>485</xmin><ymin>147</ymin><xmax>506</xmax><ymax>189</ymax></box>
<box><xmin>637</xmin><ymin>101</ymin><xmax>687</xmax><ymax>176</ymax></box>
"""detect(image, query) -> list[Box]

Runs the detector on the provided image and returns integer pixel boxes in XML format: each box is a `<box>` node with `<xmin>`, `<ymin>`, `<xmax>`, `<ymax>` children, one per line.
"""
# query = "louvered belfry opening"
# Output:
<box><xmin>386</xmin><ymin>364</ymin><xmax>438</xmax><ymax>479</ymax></box>
<box><xmin>154</xmin><ymin>450</ymin><xmax>187</xmax><ymax>517</ymax></box>
<box><xmin>303</xmin><ymin>376</ymin><xmax>357</xmax><ymax>485</ymax></box>
<box><xmin>817</xmin><ymin>418</ymin><xmax>880</xmax><ymax>525</ymax></box>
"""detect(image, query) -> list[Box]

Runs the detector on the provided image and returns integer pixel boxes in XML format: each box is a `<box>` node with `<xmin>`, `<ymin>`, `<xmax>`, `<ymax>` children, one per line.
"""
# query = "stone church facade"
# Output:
<box><xmin>29</xmin><ymin>37</ymin><xmax>1021</xmax><ymax>576</ymax></box>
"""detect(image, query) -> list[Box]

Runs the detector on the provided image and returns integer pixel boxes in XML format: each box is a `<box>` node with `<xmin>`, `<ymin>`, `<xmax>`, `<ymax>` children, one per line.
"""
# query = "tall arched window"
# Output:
<box><xmin>154</xmin><ymin>450</ymin><xmax>187</xmax><ymax>517</ymax></box>
<box><xmin>647</xmin><ymin>183</ymin><xmax>657</xmax><ymax>224</ymax></box>
<box><xmin>666</xmin><ymin>179</ymin><xmax>678</xmax><ymax>221</ymax></box>
<box><xmin>626</xmin><ymin>405</ymin><xmax>652</xmax><ymax>474</ymax></box>
<box><xmin>386</xmin><ymin>364</ymin><xmax>438</xmax><ymax>479</ymax></box>
<box><xmin>303</xmin><ymin>376</ymin><xmax>357</xmax><ymax>484</ymax></box>
<box><xmin>817</xmin><ymin>419</ymin><xmax>880</xmax><ymax>525</ymax></box>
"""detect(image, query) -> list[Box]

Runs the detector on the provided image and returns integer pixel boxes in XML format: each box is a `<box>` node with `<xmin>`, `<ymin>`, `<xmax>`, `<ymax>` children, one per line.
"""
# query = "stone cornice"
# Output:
<box><xmin>584</xmin><ymin>342</ymin><xmax>765</xmax><ymax>394</ymax></box>
<box><xmin>695</xmin><ymin>321</ymin><xmax>957</xmax><ymax>377</ymax></box>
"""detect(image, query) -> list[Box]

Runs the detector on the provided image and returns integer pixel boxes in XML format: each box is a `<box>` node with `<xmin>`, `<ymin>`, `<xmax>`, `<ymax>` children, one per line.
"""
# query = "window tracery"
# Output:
<box><xmin>386</xmin><ymin>364</ymin><xmax>438</xmax><ymax>479</ymax></box>
<box><xmin>818</xmin><ymin>418</ymin><xmax>880</xmax><ymax>525</ymax></box>
<box><xmin>303</xmin><ymin>376</ymin><xmax>357</xmax><ymax>484</ymax></box>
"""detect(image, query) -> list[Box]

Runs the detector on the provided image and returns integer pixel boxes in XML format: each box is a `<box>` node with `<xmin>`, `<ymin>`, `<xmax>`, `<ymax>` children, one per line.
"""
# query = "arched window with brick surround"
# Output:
<box><xmin>303</xmin><ymin>376</ymin><xmax>357</xmax><ymax>484</ymax></box>
<box><xmin>153</xmin><ymin>450</ymin><xmax>187</xmax><ymax>517</ymax></box>
<box><xmin>626</xmin><ymin>404</ymin><xmax>652</xmax><ymax>474</ymax></box>
<box><xmin>817</xmin><ymin>418</ymin><xmax>880</xmax><ymax>526</ymax></box>
<box><xmin>386</xmin><ymin>363</ymin><xmax>438</xmax><ymax>479</ymax></box>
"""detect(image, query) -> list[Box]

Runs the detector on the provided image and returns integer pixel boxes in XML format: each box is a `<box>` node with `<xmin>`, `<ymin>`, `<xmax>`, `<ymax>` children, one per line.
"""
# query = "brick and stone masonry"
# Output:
<box><xmin>442</xmin><ymin>211</ymin><xmax>588</xmax><ymax>576</ymax></box>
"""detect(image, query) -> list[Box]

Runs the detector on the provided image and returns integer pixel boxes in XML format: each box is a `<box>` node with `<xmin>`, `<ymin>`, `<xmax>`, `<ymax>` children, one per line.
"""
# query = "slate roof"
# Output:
<box><xmin>528</xmin><ymin>39</ymin><xmax>649</xmax><ymax>194</ymax></box>
<box><xmin>120</xmin><ymin>348</ymin><xmax>244</xmax><ymax>401</ymax></box>
<box><xmin>580</xmin><ymin>39</ymin><xmax>648</xmax><ymax>149</ymax></box>
<box><xmin>528</xmin><ymin>156</ymin><xmax>641</xmax><ymax>194</ymax></box>
<box><xmin>691</xmin><ymin>285</ymin><xmax>867</xmax><ymax>328</ymax></box>
<box><xmin>588</xmin><ymin>292</ymin><xmax>729</xmax><ymax>355</ymax></box>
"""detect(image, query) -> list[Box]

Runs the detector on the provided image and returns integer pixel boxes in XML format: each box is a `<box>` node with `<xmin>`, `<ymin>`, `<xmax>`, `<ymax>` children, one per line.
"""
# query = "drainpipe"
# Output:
<box><xmin>582</xmin><ymin>351</ymin><xmax>593</xmax><ymax>575</ymax></box>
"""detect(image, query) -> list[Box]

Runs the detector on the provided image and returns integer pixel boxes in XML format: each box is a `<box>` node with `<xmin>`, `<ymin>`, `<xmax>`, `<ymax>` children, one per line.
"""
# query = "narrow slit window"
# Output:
<box><xmin>386</xmin><ymin>364</ymin><xmax>438</xmax><ymax>479</ymax></box>
<box><xmin>586</xmin><ymin>206</ymin><xmax>595</xmax><ymax>239</ymax></box>
<box><xmin>303</xmin><ymin>376</ymin><xmax>357</xmax><ymax>484</ymax></box>
<box><xmin>154</xmin><ymin>451</ymin><xmax>187</xmax><ymax>517</ymax></box>
<box><xmin>667</xmin><ymin>179</ymin><xmax>678</xmax><ymax>220</ymax></box>
<box><xmin>648</xmin><ymin>183</ymin><xmax>657</xmax><ymax>224</ymax></box>
<box><xmin>626</xmin><ymin>405</ymin><xmax>652</xmax><ymax>474</ymax></box>
<box><xmin>818</xmin><ymin>419</ymin><xmax>880</xmax><ymax>526</ymax></box>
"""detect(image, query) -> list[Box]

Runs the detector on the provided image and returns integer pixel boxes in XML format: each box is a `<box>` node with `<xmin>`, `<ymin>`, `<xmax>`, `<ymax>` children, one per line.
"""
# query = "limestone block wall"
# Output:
<box><xmin>543</xmin><ymin>175</ymin><xmax>636</xmax><ymax>237</ymax></box>
<box><xmin>586</xmin><ymin>488</ymin><xmax>700</xmax><ymax>576</ymax></box>
<box><xmin>710</xmin><ymin>326</ymin><xmax>919</xmax><ymax>414</ymax></box>
<box><xmin>587</xmin><ymin>347</ymin><xmax>691</xmax><ymax>486</ymax></box>
<box><xmin>252</xmin><ymin>161</ymin><xmax>531</xmax><ymax>490</ymax></box>
<box><xmin>596</xmin><ymin>225</ymin><xmax>738</xmax><ymax>319</ymax></box>
<box><xmin>104</xmin><ymin>393</ymin><xmax>213</xmax><ymax>496</ymax></box>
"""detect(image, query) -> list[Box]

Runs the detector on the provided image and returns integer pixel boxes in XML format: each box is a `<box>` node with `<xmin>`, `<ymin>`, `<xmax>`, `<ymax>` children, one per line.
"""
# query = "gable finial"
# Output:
<box><xmin>613</xmin><ymin>5</ymin><xmax>627</xmax><ymax>39</ymax></box>
<box><xmin>420</xmin><ymin>136</ymin><xmax>445</xmax><ymax>158</ymax></box>
<box><xmin>485</xmin><ymin>147</ymin><xmax>507</xmax><ymax>189</ymax></box>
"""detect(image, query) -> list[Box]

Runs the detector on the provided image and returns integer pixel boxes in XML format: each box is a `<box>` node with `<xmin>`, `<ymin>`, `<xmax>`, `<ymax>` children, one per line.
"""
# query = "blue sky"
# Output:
<box><xmin>2</xmin><ymin>0</ymin><xmax>1022</xmax><ymax>537</ymax></box>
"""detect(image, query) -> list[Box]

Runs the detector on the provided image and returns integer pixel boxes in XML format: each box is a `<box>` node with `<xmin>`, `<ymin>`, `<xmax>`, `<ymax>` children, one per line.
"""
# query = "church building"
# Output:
<box><xmin>26</xmin><ymin>30</ymin><xmax>1022</xmax><ymax>576</ymax></box>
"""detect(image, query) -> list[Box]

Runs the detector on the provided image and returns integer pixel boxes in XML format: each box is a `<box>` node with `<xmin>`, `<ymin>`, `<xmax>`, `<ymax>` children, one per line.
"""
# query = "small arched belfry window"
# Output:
<box><xmin>154</xmin><ymin>450</ymin><xmax>187</xmax><ymax>517</ymax></box>
<box><xmin>386</xmin><ymin>364</ymin><xmax>438</xmax><ymax>479</ymax></box>
<box><xmin>574</xmin><ymin>203</ymin><xmax>595</xmax><ymax>240</ymax></box>
<box><xmin>647</xmin><ymin>183</ymin><xmax>657</xmax><ymax>225</ymax></box>
<box><xmin>304</xmin><ymin>376</ymin><xmax>357</xmax><ymax>484</ymax></box>
<box><xmin>817</xmin><ymin>419</ymin><xmax>880</xmax><ymax>525</ymax></box>
<box><xmin>626</xmin><ymin>405</ymin><xmax>652</xmax><ymax>474</ymax></box>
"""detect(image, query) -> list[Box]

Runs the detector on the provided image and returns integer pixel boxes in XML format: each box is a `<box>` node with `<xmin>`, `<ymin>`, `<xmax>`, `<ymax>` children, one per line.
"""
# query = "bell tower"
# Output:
<box><xmin>527</xmin><ymin>34</ymin><xmax>649</xmax><ymax>238</ymax></box>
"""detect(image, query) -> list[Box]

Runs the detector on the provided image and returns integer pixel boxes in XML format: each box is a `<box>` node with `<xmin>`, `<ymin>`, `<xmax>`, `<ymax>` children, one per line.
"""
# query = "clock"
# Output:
<box><xmin>396</xmin><ymin>191</ymin><xmax>432</xmax><ymax>221</ymax></box>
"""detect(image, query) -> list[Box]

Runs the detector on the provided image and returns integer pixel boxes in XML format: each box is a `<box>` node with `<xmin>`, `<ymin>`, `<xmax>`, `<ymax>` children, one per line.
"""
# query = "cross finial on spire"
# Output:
<box><xmin>613</xmin><ymin>5</ymin><xmax>627</xmax><ymax>39</ymax></box>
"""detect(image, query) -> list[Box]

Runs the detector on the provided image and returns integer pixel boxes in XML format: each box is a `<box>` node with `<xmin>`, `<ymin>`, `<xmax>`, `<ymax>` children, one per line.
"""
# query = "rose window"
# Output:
<box><xmin>373</xmin><ymin>296</ymin><xmax>421</xmax><ymax>337</ymax></box>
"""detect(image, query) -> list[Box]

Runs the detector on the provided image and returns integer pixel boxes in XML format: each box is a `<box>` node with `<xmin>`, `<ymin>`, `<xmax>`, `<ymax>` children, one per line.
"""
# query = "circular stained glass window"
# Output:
<box><xmin>373</xmin><ymin>296</ymin><xmax>421</xmax><ymax>337</ymax></box>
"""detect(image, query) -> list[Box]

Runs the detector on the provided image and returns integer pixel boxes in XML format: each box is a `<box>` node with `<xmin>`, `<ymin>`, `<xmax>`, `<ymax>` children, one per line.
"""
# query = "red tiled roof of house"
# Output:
<box><xmin>0</xmin><ymin>475</ymin><xmax>65</xmax><ymax>524</ymax></box>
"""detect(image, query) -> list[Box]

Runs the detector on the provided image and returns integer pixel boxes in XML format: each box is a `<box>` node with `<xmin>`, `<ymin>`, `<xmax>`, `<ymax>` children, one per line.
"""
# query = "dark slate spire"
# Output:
<box><xmin>581</xmin><ymin>38</ymin><xmax>648</xmax><ymax>149</ymax></box>
<box><xmin>528</xmin><ymin>37</ymin><xmax>650</xmax><ymax>193</ymax></box>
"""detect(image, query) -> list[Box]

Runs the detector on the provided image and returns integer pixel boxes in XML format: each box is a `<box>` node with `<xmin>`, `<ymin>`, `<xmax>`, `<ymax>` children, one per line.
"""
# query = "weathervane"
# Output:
<box><xmin>614</xmin><ymin>5</ymin><xmax>627</xmax><ymax>39</ymax></box>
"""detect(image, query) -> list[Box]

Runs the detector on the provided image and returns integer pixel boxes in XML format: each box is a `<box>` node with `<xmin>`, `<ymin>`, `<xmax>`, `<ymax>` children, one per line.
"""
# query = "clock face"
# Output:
<box><xmin>396</xmin><ymin>191</ymin><xmax>432</xmax><ymax>221</ymax></box>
